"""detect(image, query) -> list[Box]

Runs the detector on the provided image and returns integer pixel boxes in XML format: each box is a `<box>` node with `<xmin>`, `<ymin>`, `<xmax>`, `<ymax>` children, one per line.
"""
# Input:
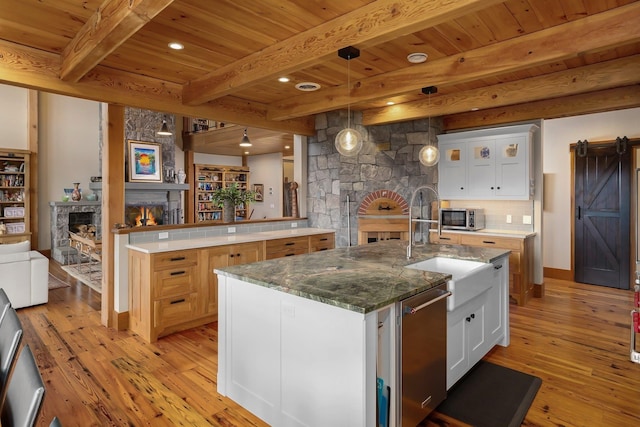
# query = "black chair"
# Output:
<box><xmin>0</xmin><ymin>307</ymin><xmax>23</xmax><ymax>408</ymax></box>
<box><xmin>0</xmin><ymin>288</ymin><xmax>11</xmax><ymax>323</ymax></box>
<box><xmin>1</xmin><ymin>345</ymin><xmax>45</xmax><ymax>427</ymax></box>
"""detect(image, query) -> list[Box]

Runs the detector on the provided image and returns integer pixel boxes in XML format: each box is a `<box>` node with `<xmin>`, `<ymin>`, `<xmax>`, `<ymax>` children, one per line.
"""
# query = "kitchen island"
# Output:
<box><xmin>215</xmin><ymin>240</ymin><xmax>510</xmax><ymax>427</ymax></box>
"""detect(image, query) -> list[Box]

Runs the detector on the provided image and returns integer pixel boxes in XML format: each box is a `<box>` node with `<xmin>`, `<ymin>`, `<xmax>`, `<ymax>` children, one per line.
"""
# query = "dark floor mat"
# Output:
<box><xmin>427</xmin><ymin>361</ymin><xmax>542</xmax><ymax>427</ymax></box>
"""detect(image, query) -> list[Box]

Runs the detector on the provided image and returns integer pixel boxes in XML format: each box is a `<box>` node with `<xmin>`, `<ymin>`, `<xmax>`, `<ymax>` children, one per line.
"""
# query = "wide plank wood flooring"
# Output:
<box><xmin>16</xmin><ymin>261</ymin><xmax>640</xmax><ymax>426</ymax></box>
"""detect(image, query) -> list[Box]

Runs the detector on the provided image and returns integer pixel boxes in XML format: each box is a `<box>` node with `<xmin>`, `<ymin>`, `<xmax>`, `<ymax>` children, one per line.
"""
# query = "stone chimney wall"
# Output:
<box><xmin>307</xmin><ymin>110</ymin><xmax>442</xmax><ymax>247</ymax></box>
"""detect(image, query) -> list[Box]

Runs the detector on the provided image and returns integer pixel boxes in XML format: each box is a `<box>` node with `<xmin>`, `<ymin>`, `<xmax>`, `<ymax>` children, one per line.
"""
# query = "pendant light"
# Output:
<box><xmin>157</xmin><ymin>116</ymin><xmax>172</xmax><ymax>136</ymax></box>
<box><xmin>335</xmin><ymin>46</ymin><xmax>363</xmax><ymax>157</ymax></box>
<box><xmin>239</xmin><ymin>129</ymin><xmax>252</xmax><ymax>147</ymax></box>
<box><xmin>418</xmin><ymin>86</ymin><xmax>440</xmax><ymax>166</ymax></box>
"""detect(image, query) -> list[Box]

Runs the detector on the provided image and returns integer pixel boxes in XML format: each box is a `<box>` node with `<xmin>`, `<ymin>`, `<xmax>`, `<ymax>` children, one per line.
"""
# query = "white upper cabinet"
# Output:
<box><xmin>437</xmin><ymin>124</ymin><xmax>538</xmax><ymax>200</ymax></box>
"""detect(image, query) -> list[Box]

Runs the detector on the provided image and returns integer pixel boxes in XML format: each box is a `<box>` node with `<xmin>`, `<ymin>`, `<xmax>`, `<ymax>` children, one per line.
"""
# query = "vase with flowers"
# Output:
<box><xmin>211</xmin><ymin>183</ymin><xmax>256</xmax><ymax>222</ymax></box>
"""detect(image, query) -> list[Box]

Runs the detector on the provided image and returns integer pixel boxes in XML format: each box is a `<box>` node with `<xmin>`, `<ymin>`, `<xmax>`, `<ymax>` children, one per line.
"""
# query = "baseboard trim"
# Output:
<box><xmin>543</xmin><ymin>267</ymin><xmax>573</xmax><ymax>281</ymax></box>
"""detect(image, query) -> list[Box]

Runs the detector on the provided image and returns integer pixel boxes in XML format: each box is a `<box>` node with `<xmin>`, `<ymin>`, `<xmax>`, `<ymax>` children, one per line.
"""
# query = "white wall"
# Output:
<box><xmin>543</xmin><ymin>107</ymin><xmax>640</xmax><ymax>271</ymax></box>
<box><xmin>194</xmin><ymin>153</ymin><xmax>242</xmax><ymax>167</ymax></box>
<box><xmin>0</xmin><ymin>85</ymin><xmax>28</xmax><ymax>150</ymax></box>
<box><xmin>247</xmin><ymin>153</ymin><xmax>283</xmax><ymax>219</ymax></box>
<box><xmin>39</xmin><ymin>92</ymin><xmax>101</xmax><ymax>249</ymax></box>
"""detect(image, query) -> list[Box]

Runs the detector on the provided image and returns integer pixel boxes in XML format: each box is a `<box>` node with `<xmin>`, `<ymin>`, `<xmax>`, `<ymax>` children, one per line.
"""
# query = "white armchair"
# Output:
<box><xmin>0</xmin><ymin>241</ymin><xmax>49</xmax><ymax>309</ymax></box>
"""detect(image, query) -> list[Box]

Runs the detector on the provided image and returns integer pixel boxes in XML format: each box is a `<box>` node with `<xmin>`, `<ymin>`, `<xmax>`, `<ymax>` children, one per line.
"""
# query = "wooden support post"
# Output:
<box><xmin>101</xmin><ymin>104</ymin><xmax>125</xmax><ymax>328</ymax></box>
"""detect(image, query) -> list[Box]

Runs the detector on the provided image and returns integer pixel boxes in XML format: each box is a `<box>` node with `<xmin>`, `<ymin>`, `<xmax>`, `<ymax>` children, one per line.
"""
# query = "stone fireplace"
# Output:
<box><xmin>49</xmin><ymin>200</ymin><xmax>101</xmax><ymax>264</ymax></box>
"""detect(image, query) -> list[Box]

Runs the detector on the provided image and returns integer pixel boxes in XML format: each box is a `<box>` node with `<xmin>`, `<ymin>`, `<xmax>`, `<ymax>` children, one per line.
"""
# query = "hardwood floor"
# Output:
<box><xmin>19</xmin><ymin>261</ymin><xmax>640</xmax><ymax>426</ymax></box>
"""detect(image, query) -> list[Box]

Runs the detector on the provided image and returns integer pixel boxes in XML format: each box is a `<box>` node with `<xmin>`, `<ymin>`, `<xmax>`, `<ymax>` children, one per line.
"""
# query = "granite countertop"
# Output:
<box><xmin>216</xmin><ymin>240</ymin><xmax>510</xmax><ymax>314</ymax></box>
<box><xmin>126</xmin><ymin>228</ymin><xmax>335</xmax><ymax>253</ymax></box>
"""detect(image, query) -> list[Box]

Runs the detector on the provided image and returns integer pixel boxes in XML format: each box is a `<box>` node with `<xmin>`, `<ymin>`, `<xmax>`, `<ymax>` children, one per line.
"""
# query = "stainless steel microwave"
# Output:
<box><xmin>440</xmin><ymin>208</ymin><xmax>485</xmax><ymax>231</ymax></box>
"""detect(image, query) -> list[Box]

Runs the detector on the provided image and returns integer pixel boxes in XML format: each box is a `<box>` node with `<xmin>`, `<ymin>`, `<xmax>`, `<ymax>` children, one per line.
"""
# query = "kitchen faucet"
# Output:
<box><xmin>407</xmin><ymin>185</ymin><xmax>441</xmax><ymax>259</ymax></box>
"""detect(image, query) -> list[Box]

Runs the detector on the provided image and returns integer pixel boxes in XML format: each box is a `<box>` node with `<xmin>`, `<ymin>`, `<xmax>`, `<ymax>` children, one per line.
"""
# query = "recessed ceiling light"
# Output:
<box><xmin>168</xmin><ymin>42</ymin><xmax>184</xmax><ymax>50</ymax></box>
<box><xmin>295</xmin><ymin>82</ymin><xmax>321</xmax><ymax>91</ymax></box>
<box><xmin>471</xmin><ymin>107</ymin><xmax>479</xmax><ymax>111</ymax></box>
<box><xmin>244</xmin><ymin>151</ymin><xmax>250</xmax><ymax>155</ymax></box>
<box><xmin>407</xmin><ymin>52</ymin><xmax>428</xmax><ymax>63</ymax></box>
<box><xmin>284</xmin><ymin>145</ymin><xmax>290</xmax><ymax>149</ymax></box>
<box><xmin>386</xmin><ymin>101</ymin><xmax>395</xmax><ymax>106</ymax></box>
<box><xmin>278</xmin><ymin>77</ymin><xmax>290</xmax><ymax>83</ymax></box>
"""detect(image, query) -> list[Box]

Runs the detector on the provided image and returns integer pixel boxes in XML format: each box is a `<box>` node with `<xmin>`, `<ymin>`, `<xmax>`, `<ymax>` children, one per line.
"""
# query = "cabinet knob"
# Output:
<box><xmin>460</xmin><ymin>187</ymin><xmax>464</xmax><ymax>190</ymax></box>
<box><xmin>491</xmin><ymin>186</ymin><xmax>494</xmax><ymax>190</ymax></box>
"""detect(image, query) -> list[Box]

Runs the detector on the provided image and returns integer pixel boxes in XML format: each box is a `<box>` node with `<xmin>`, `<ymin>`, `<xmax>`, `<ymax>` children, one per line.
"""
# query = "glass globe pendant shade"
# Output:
<box><xmin>335</xmin><ymin>127</ymin><xmax>363</xmax><ymax>157</ymax></box>
<box><xmin>419</xmin><ymin>144</ymin><xmax>440</xmax><ymax>166</ymax></box>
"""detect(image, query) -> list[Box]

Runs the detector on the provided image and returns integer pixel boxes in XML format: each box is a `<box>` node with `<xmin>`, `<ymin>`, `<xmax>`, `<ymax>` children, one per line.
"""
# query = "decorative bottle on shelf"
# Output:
<box><xmin>177</xmin><ymin>169</ymin><xmax>187</xmax><ymax>184</ymax></box>
<box><xmin>71</xmin><ymin>182</ymin><xmax>82</xmax><ymax>201</ymax></box>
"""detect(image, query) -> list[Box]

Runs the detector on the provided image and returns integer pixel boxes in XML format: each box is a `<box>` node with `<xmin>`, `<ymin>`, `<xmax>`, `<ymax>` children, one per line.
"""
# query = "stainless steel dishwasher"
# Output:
<box><xmin>399</xmin><ymin>283</ymin><xmax>451</xmax><ymax>426</ymax></box>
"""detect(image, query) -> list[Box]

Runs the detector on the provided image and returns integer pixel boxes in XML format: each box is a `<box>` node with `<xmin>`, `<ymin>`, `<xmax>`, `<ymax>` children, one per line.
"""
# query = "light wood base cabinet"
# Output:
<box><xmin>199</xmin><ymin>241</ymin><xmax>263</xmax><ymax>315</ymax></box>
<box><xmin>431</xmin><ymin>231</ymin><xmax>534</xmax><ymax>306</ymax></box>
<box><xmin>128</xmin><ymin>249</ymin><xmax>211</xmax><ymax>343</ymax></box>
<box><xmin>128</xmin><ymin>231</ymin><xmax>334</xmax><ymax>342</ymax></box>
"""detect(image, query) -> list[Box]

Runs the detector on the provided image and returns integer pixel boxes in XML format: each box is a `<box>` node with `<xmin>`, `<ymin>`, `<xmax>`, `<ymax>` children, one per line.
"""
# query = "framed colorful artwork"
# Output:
<box><xmin>128</xmin><ymin>140</ymin><xmax>163</xmax><ymax>182</ymax></box>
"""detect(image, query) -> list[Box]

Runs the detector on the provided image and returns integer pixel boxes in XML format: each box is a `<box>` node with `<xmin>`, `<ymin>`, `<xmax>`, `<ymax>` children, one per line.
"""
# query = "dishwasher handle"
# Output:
<box><xmin>403</xmin><ymin>290</ymin><xmax>452</xmax><ymax>316</ymax></box>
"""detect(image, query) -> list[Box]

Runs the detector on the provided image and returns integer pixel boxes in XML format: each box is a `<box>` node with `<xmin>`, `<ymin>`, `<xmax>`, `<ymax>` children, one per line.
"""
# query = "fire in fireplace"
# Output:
<box><xmin>125</xmin><ymin>205</ymin><xmax>164</xmax><ymax>227</ymax></box>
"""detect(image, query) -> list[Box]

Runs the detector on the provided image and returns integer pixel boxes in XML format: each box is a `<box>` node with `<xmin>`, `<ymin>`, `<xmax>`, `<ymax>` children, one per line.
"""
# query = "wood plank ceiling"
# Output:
<box><xmin>0</xmin><ymin>0</ymin><xmax>639</xmax><ymax>155</ymax></box>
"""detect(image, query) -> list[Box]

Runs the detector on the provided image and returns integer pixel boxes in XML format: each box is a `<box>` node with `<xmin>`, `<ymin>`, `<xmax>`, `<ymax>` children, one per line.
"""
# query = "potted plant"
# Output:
<box><xmin>211</xmin><ymin>182</ymin><xmax>256</xmax><ymax>222</ymax></box>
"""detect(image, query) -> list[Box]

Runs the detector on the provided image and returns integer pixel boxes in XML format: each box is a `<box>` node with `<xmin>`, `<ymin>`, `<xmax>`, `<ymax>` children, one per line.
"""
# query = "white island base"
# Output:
<box><xmin>217</xmin><ymin>276</ymin><xmax>385</xmax><ymax>426</ymax></box>
<box><xmin>216</xmin><ymin>253</ymin><xmax>509</xmax><ymax>427</ymax></box>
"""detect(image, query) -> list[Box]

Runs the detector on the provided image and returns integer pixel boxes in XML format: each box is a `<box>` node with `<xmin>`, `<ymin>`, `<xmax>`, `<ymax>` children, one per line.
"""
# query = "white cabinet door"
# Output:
<box><xmin>446</xmin><ymin>311</ymin><xmax>467</xmax><ymax>389</ymax></box>
<box><xmin>446</xmin><ymin>295</ymin><xmax>486</xmax><ymax>389</ymax></box>
<box><xmin>467</xmin><ymin>139</ymin><xmax>496</xmax><ymax>198</ymax></box>
<box><xmin>495</xmin><ymin>135</ymin><xmax>529</xmax><ymax>199</ymax></box>
<box><xmin>439</xmin><ymin>141</ymin><xmax>468</xmax><ymax>199</ymax></box>
<box><xmin>466</xmin><ymin>304</ymin><xmax>487</xmax><ymax>369</ymax></box>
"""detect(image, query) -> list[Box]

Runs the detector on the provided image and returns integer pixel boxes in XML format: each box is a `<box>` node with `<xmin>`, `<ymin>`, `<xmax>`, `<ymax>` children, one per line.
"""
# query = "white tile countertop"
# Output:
<box><xmin>126</xmin><ymin>228</ymin><xmax>335</xmax><ymax>254</ymax></box>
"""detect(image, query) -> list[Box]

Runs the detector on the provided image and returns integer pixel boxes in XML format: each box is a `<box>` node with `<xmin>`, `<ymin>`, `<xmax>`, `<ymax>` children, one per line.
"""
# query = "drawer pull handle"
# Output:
<box><xmin>494</xmin><ymin>264</ymin><xmax>503</xmax><ymax>270</ymax></box>
<box><xmin>440</xmin><ymin>237</ymin><xmax>451</xmax><ymax>241</ymax></box>
<box><xmin>318</xmin><ymin>248</ymin><xmax>328</xmax><ymax>251</ymax></box>
<box><xmin>170</xmin><ymin>298</ymin><xmax>186</xmax><ymax>305</ymax></box>
<box><xmin>319</xmin><ymin>238</ymin><xmax>328</xmax><ymax>241</ymax></box>
<box><xmin>170</xmin><ymin>256</ymin><xmax>186</xmax><ymax>261</ymax></box>
<box><xmin>482</xmin><ymin>240</ymin><xmax>496</xmax><ymax>244</ymax></box>
<box><xmin>170</xmin><ymin>270</ymin><xmax>186</xmax><ymax>276</ymax></box>
<box><xmin>285</xmin><ymin>253</ymin><xmax>296</xmax><ymax>257</ymax></box>
<box><xmin>285</xmin><ymin>242</ymin><xmax>295</xmax><ymax>246</ymax></box>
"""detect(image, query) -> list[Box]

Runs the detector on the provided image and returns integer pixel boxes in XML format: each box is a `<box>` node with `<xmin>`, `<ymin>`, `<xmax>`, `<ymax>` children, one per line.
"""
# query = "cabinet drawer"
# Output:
<box><xmin>459</xmin><ymin>234</ymin><xmax>522</xmax><ymax>250</ymax></box>
<box><xmin>429</xmin><ymin>232</ymin><xmax>461</xmax><ymax>245</ymax></box>
<box><xmin>154</xmin><ymin>293</ymin><xmax>197</xmax><ymax>329</ymax></box>
<box><xmin>153</xmin><ymin>250</ymin><xmax>198</xmax><ymax>270</ymax></box>
<box><xmin>309</xmin><ymin>233</ymin><xmax>334</xmax><ymax>252</ymax></box>
<box><xmin>266</xmin><ymin>236</ymin><xmax>309</xmax><ymax>259</ymax></box>
<box><xmin>153</xmin><ymin>266</ymin><xmax>197</xmax><ymax>299</ymax></box>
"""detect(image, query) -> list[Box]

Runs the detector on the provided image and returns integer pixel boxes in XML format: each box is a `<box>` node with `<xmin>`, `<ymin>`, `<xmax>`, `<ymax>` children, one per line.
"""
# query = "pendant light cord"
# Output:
<box><xmin>347</xmin><ymin>54</ymin><xmax>351</xmax><ymax>130</ymax></box>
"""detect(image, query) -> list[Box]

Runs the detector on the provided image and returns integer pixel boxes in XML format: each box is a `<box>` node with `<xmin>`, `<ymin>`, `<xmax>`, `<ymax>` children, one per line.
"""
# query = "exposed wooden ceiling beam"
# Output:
<box><xmin>60</xmin><ymin>0</ymin><xmax>174</xmax><ymax>82</ymax></box>
<box><xmin>442</xmin><ymin>85</ymin><xmax>640</xmax><ymax>131</ymax></box>
<box><xmin>0</xmin><ymin>39</ymin><xmax>314</xmax><ymax>135</ymax></box>
<box><xmin>268</xmin><ymin>2</ymin><xmax>640</xmax><ymax>121</ymax></box>
<box><xmin>181</xmin><ymin>0</ymin><xmax>504</xmax><ymax>106</ymax></box>
<box><xmin>363</xmin><ymin>55</ymin><xmax>640</xmax><ymax>125</ymax></box>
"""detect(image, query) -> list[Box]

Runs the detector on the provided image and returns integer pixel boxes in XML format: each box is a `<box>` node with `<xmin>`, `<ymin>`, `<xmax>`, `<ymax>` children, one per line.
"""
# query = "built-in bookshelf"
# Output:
<box><xmin>0</xmin><ymin>149</ymin><xmax>30</xmax><ymax>243</ymax></box>
<box><xmin>194</xmin><ymin>164</ymin><xmax>250</xmax><ymax>222</ymax></box>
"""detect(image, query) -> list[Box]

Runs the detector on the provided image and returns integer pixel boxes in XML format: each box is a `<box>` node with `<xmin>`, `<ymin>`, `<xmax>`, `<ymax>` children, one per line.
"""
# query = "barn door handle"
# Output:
<box><xmin>577</xmin><ymin>206</ymin><xmax>581</xmax><ymax>220</ymax></box>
